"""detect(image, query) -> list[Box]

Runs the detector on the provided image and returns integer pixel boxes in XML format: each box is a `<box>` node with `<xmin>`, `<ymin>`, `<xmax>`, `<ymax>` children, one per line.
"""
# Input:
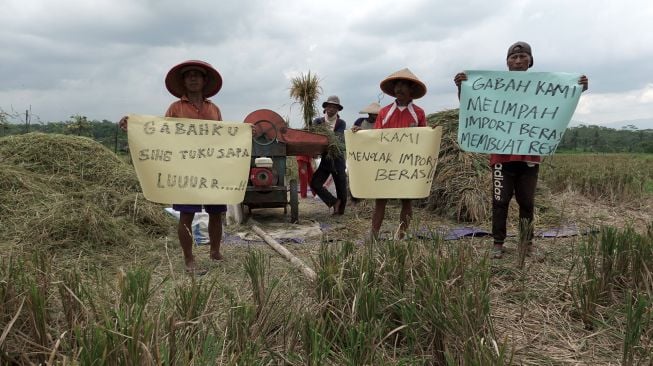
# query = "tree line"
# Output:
<box><xmin>1</xmin><ymin>113</ymin><xmax>652</xmax><ymax>154</ymax></box>
<box><xmin>0</xmin><ymin>114</ymin><xmax>128</xmax><ymax>153</ymax></box>
<box><xmin>557</xmin><ymin>124</ymin><xmax>653</xmax><ymax>153</ymax></box>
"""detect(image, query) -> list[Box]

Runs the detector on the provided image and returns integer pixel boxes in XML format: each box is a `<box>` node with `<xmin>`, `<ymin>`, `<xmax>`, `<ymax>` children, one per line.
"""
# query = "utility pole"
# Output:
<box><xmin>114</xmin><ymin>123</ymin><xmax>119</xmax><ymax>153</ymax></box>
<box><xmin>24</xmin><ymin>106</ymin><xmax>31</xmax><ymax>133</ymax></box>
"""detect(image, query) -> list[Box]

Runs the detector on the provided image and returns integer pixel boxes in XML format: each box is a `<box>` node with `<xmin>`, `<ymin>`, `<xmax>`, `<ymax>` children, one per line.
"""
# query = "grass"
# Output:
<box><xmin>0</xmin><ymin>236</ymin><xmax>511</xmax><ymax>364</ymax></box>
<box><xmin>623</xmin><ymin>291</ymin><xmax>652</xmax><ymax>366</ymax></box>
<box><xmin>569</xmin><ymin>225</ymin><xmax>653</xmax><ymax>361</ymax></box>
<box><xmin>7</xmin><ymin>224</ymin><xmax>651</xmax><ymax>364</ymax></box>
<box><xmin>645</xmin><ymin>179</ymin><xmax>653</xmax><ymax>194</ymax></box>
<box><xmin>540</xmin><ymin>154</ymin><xmax>653</xmax><ymax>203</ymax></box>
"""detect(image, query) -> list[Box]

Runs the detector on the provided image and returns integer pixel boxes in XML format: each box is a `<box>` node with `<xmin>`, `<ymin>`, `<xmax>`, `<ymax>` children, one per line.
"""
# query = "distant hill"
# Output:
<box><xmin>571</xmin><ymin>118</ymin><xmax>653</xmax><ymax>130</ymax></box>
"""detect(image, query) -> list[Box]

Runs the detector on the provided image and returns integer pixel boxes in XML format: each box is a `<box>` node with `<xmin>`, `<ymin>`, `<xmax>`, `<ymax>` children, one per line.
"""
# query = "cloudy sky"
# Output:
<box><xmin>1</xmin><ymin>0</ymin><xmax>652</xmax><ymax>128</ymax></box>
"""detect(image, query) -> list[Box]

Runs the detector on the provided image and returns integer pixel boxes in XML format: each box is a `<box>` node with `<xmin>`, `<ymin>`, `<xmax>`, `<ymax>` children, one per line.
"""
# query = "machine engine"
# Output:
<box><xmin>249</xmin><ymin>167</ymin><xmax>278</xmax><ymax>187</ymax></box>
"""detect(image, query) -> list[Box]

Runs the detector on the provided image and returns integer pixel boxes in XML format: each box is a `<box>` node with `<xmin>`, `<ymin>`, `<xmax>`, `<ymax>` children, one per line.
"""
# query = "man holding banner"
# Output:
<box><xmin>454</xmin><ymin>42</ymin><xmax>589</xmax><ymax>259</ymax></box>
<box><xmin>352</xmin><ymin>68</ymin><xmax>429</xmax><ymax>240</ymax></box>
<box><xmin>119</xmin><ymin>60</ymin><xmax>228</xmax><ymax>273</ymax></box>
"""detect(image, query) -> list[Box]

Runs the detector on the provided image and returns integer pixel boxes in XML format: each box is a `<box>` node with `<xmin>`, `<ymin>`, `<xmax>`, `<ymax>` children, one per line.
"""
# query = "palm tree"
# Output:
<box><xmin>289</xmin><ymin>71</ymin><xmax>321</xmax><ymax>129</ymax></box>
<box><xmin>66</xmin><ymin>114</ymin><xmax>91</xmax><ymax>136</ymax></box>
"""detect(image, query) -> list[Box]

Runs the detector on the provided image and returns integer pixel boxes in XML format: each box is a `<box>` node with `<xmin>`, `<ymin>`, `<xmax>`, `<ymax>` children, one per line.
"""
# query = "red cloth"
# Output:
<box><xmin>374</xmin><ymin>102</ymin><xmax>426</xmax><ymax>129</ymax></box>
<box><xmin>296</xmin><ymin>155</ymin><xmax>314</xmax><ymax>198</ymax></box>
<box><xmin>489</xmin><ymin>154</ymin><xmax>541</xmax><ymax>166</ymax></box>
<box><xmin>165</xmin><ymin>95</ymin><xmax>222</xmax><ymax>120</ymax></box>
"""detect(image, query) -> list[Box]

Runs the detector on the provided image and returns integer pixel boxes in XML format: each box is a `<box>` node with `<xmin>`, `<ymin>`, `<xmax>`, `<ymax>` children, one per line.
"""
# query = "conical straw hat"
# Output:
<box><xmin>165</xmin><ymin>60</ymin><xmax>222</xmax><ymax>98</ymax></box>
<box><xmin>379</xmin><ymin>68</ymin><xmax>427</xmax><ymax>99</ymax></box>
<box><xmin>359</xmin><ymin>102</ymin><xmax>381</xmax><ymax>114</ymax></box>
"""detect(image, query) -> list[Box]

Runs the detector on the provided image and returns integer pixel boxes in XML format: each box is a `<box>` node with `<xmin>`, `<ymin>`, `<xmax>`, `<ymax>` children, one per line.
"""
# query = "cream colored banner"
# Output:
<box><xmin>345</xmin><ymin>127</ymin><xmax>442</xmax><ymax>199</ymax></box>
<box><xmin>128</xmin><ymin>114</ymin><xmax>252</xmax><ymax>204</ymax></box>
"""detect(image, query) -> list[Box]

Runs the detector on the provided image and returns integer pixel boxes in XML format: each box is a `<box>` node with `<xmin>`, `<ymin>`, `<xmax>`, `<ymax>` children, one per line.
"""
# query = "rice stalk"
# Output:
<box><xmin>289</xmin><ymin>71</ymin><xmax>321</xmax><ymax>129</ymax></box>
<box><xmin>622</xmin><ymin>291</ymin><xmax>652</xmax><ymax>366</ymax></box>
<box><xmin>425</xmin><ymin>110</ymin><xmax>491</xmax><ymax>223</ymax></box>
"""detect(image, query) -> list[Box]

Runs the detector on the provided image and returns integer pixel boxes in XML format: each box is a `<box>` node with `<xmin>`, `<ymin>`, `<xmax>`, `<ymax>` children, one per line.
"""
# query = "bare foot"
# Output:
<box><xmin>210</xmin><ymin>252</ymin><xmax>224</xmax><ymax>261</ymax></box>
<box><xmin>185</xmin><ymin>267</ymin><xmax>208</xmax><ymax>275</ymax></box>
<box><xmin>184</xmin><ymin>255</ymin><xmax>196</xmax><ymax>270</ymax></box>
<box><xmin>184</xmin><ymin>260</ymin><xmax>208</xmax><ymax>275</ymax></box>
<box><xmin>332</xmin><ymin>199</ymin><xmax>342</xmax><ymax>215</ymax></box>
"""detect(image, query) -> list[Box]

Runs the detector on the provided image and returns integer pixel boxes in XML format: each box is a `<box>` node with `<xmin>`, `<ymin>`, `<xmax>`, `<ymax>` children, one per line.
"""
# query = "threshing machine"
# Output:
<box><xmin>242</xmin><ymin>109</ymin><xmax>329</xmax><ymax>223</ymax></box>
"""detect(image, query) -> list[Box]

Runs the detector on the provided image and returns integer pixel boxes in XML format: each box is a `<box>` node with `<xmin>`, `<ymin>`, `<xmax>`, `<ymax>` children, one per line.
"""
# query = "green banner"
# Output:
<box><xmin>458</xmin><ymin>70</ymin><xmax>582</xmax><ymax>155</ymax></box>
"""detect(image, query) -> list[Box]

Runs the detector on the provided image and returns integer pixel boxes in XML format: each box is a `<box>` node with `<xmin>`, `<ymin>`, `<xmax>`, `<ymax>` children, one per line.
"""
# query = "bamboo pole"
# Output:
<box><xmin>250</xmin><ymin>223</ymin><xmax>317</xmax><ymax>281</ymax></box>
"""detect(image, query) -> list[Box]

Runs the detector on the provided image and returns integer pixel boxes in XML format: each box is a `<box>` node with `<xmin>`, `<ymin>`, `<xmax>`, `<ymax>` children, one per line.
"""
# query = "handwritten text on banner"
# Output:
<box><xmin>128</xmin><ymin>114</ymin><xmax>252</xmax><ymax>204</ymax></box>
<box><xmin>458</xmin><ymin>70</ymin><xmax>582</xmax><ymax>155</ymax></box>
<box><xmin>345</xmin><ymin>127</ymin><xmax>442</xmax><ymax>199</ymax></box>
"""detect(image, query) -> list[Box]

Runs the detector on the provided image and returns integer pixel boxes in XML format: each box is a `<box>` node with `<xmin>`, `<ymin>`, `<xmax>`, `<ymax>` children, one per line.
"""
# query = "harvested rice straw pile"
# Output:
<box><xmin>425</xmin><ymin>109</ymin><xmax>491</xmax><ymax>222</ymax></box>
<box><xmin>308</xmin><ymin>123</ymin><xmax>345</xmax><ymax>160</ymax></box>
<box><xmin>0</xmin><ymin>133</ymin><xmax>171</xmax><ymax>249</ymax></box>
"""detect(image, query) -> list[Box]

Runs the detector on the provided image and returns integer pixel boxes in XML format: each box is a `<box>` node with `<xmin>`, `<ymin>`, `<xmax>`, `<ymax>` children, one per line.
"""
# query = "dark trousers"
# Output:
<box><xmin>310</xmin><ymin>156</ymin><xmax>347</xmax><ymax>211</ymax></box>
<box><xmin>492</xmin><ymin>162</ymin><xmax>539</xmax><ymax>245</ymax></box>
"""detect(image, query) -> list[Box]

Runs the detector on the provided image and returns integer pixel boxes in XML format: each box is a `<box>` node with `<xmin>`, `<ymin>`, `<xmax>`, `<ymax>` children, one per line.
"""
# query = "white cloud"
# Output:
<box><xmin>640</xmin><ymin>84</ymin><xmax>653</xmax><ymax>103</ymax></box>
<box><xmin>575</xmin><ymin>84</ymin><xmax>653</xmax><ymax>124</ymax></box>
<box><xmin>0</xmin><ymin>0</ymin><xmax>651</xmax><ymax>128</ymax></box>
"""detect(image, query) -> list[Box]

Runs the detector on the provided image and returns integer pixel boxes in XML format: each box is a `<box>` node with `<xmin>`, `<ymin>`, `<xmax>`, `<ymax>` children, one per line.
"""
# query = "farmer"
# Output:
<box><xmin>119</xmin><ymin>60</ymin><xmax>226</xmax><ymax>273</ymax></box>
<box><xmin>353</xmin><ymin>102</ymin><xmax>381</xmax><ymax>130</ymax></box>
<box><xmin>352</xmin><ymin>68</ymin><xmax>428</xmax><ymax>240</ymax></box>
<box><xmin>454</xmin><ymin>41</ymin><xmax>589</xmax><ymax>259</ymax></box>
<box><xmin>310</xmin><ymin>95</ymin><xmax>348</xmax><ymax>215</ymax></box>
<box><xmin>348</xmin><ymin>102</ymin><xmax>382</xmax><ymax>204</ymax></box>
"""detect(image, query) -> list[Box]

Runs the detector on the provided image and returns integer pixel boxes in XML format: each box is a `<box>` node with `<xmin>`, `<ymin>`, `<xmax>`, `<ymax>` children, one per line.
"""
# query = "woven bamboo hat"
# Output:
<box><xmin>380</xmin><ymin>68</ymin><xmax>427</xmax><ymax>99</ymax></box>
<box><xmin>165</xmin><ymin>60</ymin><xmax>222</xmax><ymax>98</ymax></box>
<box><xmin>359</xmin><ymin>102</ymin><xmax>381</xmax><ymax>114</ymax></box>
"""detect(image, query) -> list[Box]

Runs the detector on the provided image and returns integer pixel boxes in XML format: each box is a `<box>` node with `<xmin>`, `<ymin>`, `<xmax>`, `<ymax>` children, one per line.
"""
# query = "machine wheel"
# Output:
<box><xmin>253</xmin><ymin>120</ymin><xmax>278</xmax><ymax>145</ymax></box>
<box><xmin>289</xmin><ymin>179</ymin><xmax>299</xmax><ymax>223</ymax></box>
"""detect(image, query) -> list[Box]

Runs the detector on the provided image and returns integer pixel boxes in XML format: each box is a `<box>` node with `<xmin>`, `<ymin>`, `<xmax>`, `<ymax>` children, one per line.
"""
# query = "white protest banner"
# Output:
<box><xmin>345</xmin><ymin>127</ymin><xmax>442</xmax><ymax>199</ymax></box>
<box><xmin>127</xmin><ymin>114</ymin><xmax>252</xmax><ymax>204</ymax></box>
<box><xmin>458</xmin><ymin>70</ymin><xmax>582</xmax><ymax>155</ymax></box>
